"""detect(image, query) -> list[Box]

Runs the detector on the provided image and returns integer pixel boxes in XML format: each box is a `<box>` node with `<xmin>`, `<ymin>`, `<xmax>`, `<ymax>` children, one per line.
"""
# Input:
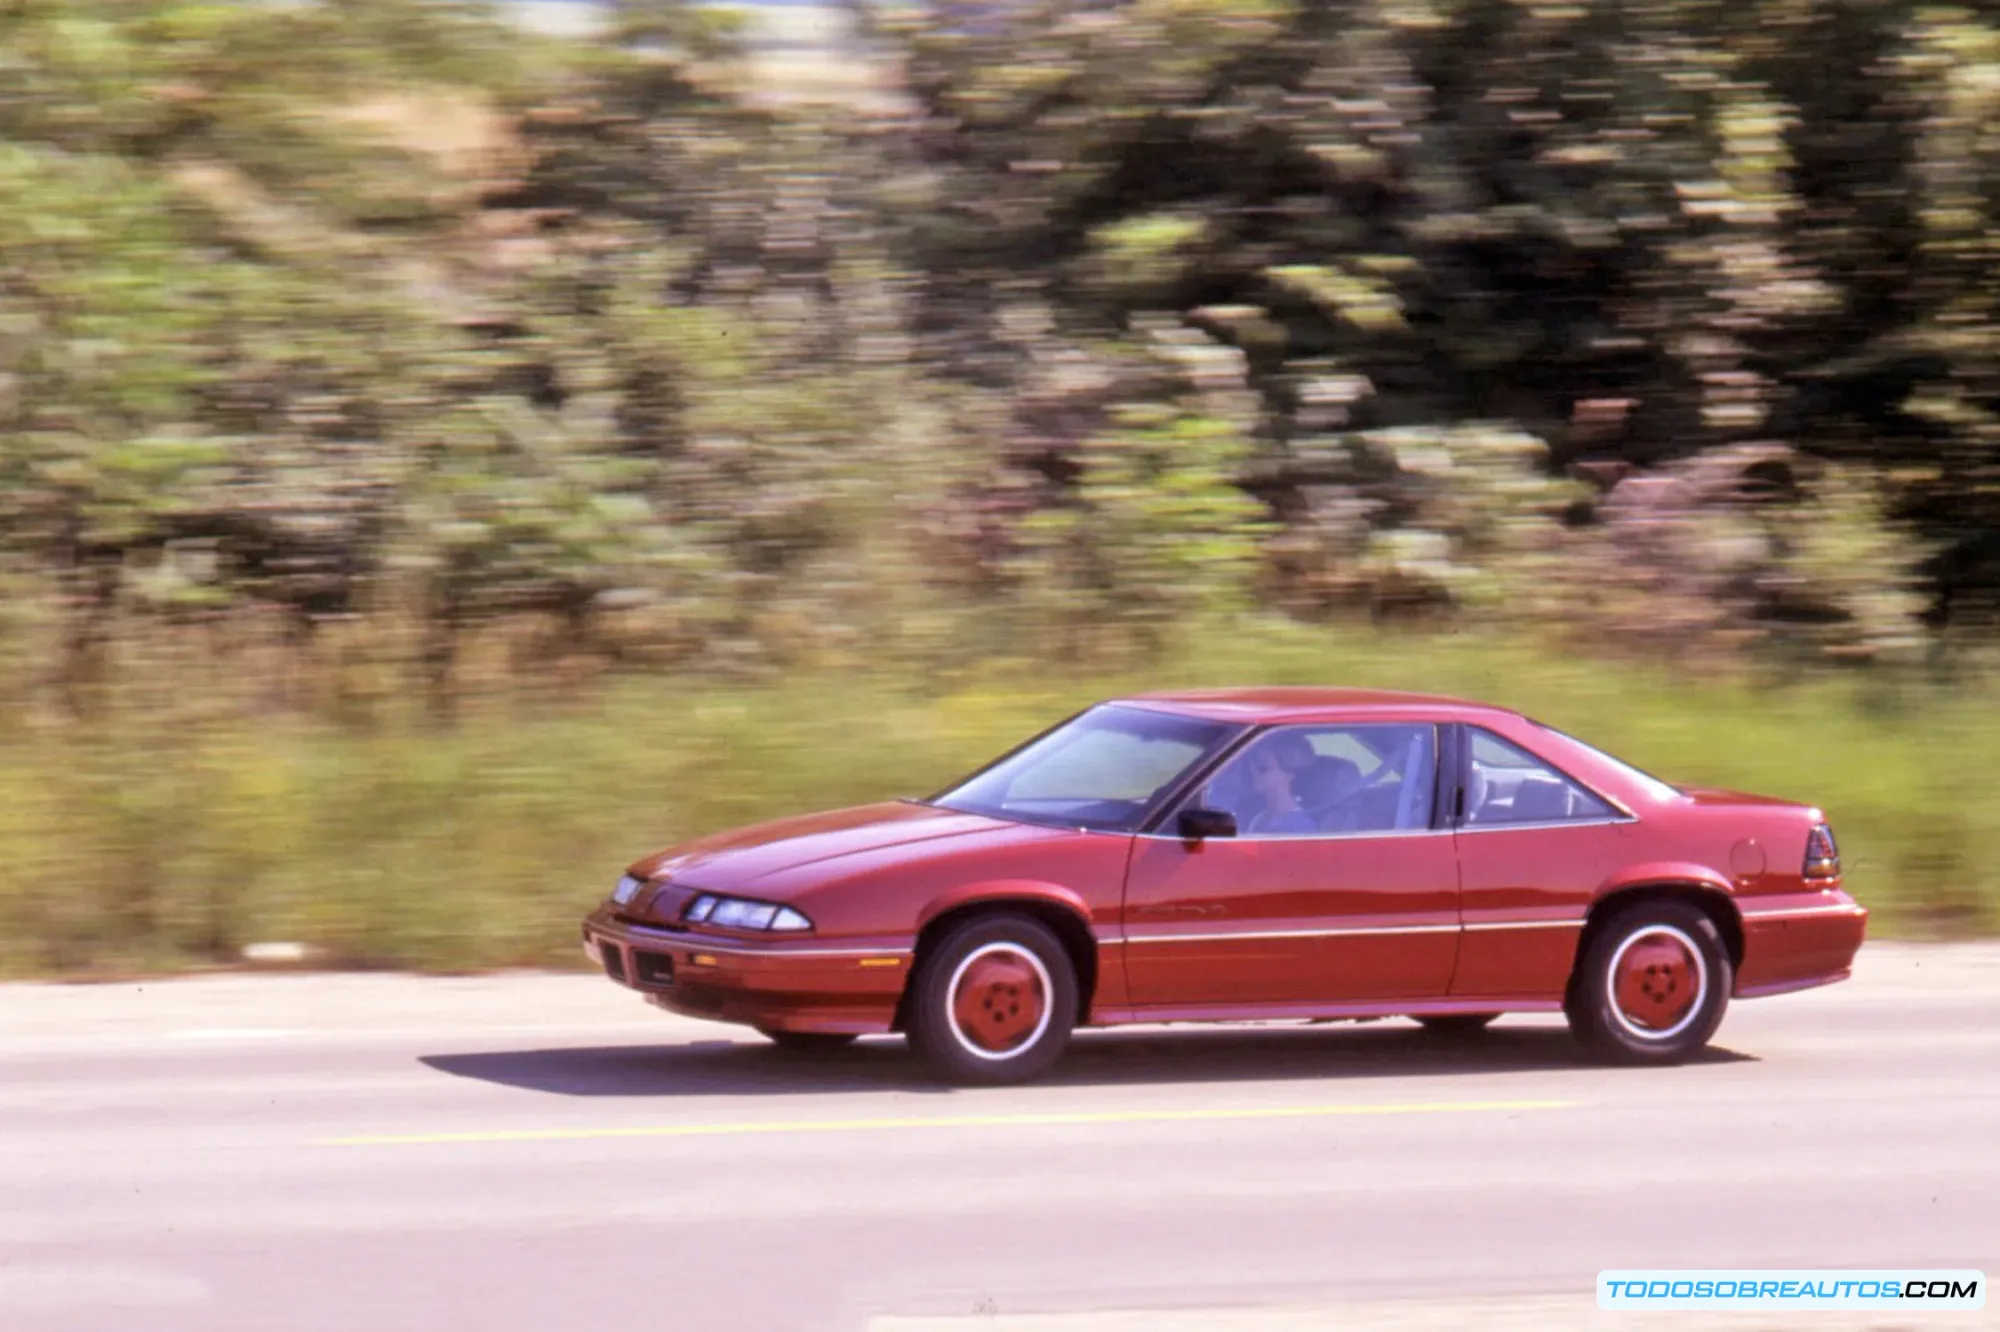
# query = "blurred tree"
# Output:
<box><xmin>3</xmin><ymin>0</ymin><xmax>1999</xmax><ymax>722</ymax></box>
<box><xmin>883</xmin><ymin>0</ymin><xmax>1984</xmax><ymax>662</ymax></box>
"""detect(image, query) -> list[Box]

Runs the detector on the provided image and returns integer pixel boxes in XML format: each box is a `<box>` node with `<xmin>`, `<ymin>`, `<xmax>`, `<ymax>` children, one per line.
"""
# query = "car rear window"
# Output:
<box><xmin>1534</xmin><ymin>723</ymin><xmax>1683</xmax><ymax>802</ymax></box>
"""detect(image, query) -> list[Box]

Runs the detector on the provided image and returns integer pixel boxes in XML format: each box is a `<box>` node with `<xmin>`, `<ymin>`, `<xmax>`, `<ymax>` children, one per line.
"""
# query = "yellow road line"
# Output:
<box><xmin>315</xmin><ymin>1098</ymin><xmax>1577</xmax><ymax>1147</ymax></box>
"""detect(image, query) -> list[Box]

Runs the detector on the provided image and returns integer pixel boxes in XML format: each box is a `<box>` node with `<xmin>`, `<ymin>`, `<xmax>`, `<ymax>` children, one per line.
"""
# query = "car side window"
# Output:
<box><xmin>1464</xmin><ymin>729</ymin><xmax>1618</xmax><ymax>825</ymax></box>
<box><xmin>1194</xmin><ymin>723</ymin><xmax>1437</xmax><ymax>837</ymax></box>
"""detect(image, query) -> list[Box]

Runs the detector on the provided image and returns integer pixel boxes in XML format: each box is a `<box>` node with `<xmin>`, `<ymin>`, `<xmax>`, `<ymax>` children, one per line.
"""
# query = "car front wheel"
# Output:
<box><xmin>906</xmin><ymin>912</ymin><xmax>1077</xmax><ymax>1086</ymax></box>
<box><xmin>1567</xmin><ymin>900</ymin><xmax>1731</xmax><ymax>1064</ymax></box>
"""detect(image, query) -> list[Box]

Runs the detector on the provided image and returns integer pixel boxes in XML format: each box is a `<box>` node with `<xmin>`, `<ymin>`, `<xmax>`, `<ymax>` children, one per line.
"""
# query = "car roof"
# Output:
<box><xmin>1109</xmin><ymin>687</ymin><xmax>1521</xmax><ymax>725</ymax></box>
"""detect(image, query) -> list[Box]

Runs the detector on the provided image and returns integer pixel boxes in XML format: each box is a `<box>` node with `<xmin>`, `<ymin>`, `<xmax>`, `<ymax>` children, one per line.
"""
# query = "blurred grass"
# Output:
<box><xmin>1</xmin><ymin>617</ymin><xmax>1993</xmax><ymax>978</ymax></box>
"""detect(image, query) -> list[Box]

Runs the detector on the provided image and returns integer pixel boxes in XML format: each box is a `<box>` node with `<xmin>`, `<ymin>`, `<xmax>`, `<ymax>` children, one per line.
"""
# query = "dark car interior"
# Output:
<box><xmin>1199</xmin><ymin>725</ymin><xmax>1436</xmax><ymax>835</ymax></box>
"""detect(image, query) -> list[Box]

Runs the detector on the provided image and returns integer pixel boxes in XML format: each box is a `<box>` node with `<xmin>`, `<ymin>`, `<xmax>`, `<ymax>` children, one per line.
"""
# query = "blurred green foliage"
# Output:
<box><xmin>3</xmin><ymin>0</ymin><xmax>2000</xmax><ymax>968</ymax></box>
<box><xmin>1</xmin><ymin>621</ymin><xmax>1992</xmax><ymax>977</ymax></box>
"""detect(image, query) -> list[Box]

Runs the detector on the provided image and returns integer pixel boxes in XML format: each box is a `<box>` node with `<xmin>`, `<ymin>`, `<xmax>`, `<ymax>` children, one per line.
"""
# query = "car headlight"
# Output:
<box><xmin>684</xmin><ymin>893</ymin><xmax>812</xmax><ymax>932</ymax></box>
<box><xmin>612</xmin><ymin>874</ymin><xmax>645</xmax><ymax>906</ymax></box>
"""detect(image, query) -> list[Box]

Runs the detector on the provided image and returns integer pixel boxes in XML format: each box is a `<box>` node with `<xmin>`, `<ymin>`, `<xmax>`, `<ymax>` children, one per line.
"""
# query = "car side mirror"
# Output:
<box><xmin>1178</xmin><ymin>807</ymin><xmax>1237</xmax><ymax>840</ymax></box>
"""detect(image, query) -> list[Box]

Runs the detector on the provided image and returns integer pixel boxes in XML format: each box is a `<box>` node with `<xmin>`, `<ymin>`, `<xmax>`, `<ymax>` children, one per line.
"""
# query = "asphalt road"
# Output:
<box><xmin>4</xmin><ymin>944</ymin><xmax>1996</xmax><ymax>1332</ymax></box>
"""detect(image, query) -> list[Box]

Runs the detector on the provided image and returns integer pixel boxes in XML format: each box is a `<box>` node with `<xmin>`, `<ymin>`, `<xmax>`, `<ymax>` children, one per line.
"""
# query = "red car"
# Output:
<box><xmin>581</xmin><ymin>689</ymin><xmax>1866</xmax><ymax>1084</ymax></box>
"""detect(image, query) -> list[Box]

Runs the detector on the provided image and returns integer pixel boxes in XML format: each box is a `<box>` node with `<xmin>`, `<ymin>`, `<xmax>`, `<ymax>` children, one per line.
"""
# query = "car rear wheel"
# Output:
<box><xmin>1415</xmin><ymin>1013</ymin><xmax>1499</xmax><ymax>1036</ymax></box>
<box><xmin>756</xmin><ymin>1028</ymin><xmax>859</xmax><ymax>1054</ymax></box>
<box><xmin>906</xmin><ymin>912</ymin><xmax>1077</xmax><ymax>1086</ymax></box>
<box><xmin>1567</xmin><ymin>900</ymin><xmax>1731</xmax><ymax>1064</ymax></box>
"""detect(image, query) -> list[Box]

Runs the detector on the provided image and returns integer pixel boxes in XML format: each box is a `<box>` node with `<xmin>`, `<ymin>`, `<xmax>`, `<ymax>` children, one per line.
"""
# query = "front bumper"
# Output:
<box><xmin>581</xmin><ymin>905</ymin><xmax>911</xmax><ymax>1035</ymax></box>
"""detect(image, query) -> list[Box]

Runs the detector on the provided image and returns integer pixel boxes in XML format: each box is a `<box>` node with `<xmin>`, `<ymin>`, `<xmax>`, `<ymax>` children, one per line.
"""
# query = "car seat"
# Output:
<box><xmin>1506</xmin><ymin>775</ymin><xmax>1574</xmax><ymax>822</ymax></box>
<box><xmin>1293</xmin><ymin>755</ymin><xmax>1362</xmax><ymax>831</ymax></box>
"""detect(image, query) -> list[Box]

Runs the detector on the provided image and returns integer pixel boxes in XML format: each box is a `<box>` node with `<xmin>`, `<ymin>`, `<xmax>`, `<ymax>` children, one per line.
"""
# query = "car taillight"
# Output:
<box><xmin>1804</xmin><ymin>824</ymin><xmax>1841</xmax><ymax>880</ymax></box>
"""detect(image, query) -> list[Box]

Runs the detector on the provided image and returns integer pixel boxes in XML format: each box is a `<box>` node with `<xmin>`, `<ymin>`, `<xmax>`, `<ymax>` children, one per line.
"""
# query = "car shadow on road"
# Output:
<box><xmin>419</xmin><ymin>1021</ymin><xmax>1757</xmax><ymax>1098</ymax></box>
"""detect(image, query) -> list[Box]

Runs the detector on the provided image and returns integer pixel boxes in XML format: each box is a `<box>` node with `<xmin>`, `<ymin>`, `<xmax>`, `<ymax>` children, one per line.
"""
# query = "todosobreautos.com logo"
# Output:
<box><xmin>1599</xmin><ymin>1270</ymin><xmax>1984</xmax><ymax>1310</ymax></box>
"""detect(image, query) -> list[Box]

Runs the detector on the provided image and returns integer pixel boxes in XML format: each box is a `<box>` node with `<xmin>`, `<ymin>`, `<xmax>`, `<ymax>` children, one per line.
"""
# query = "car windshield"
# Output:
<box><xmin>927</xmin><ymin>704</ymin><xmax>1241</xmax><ymax>833</ymax></box>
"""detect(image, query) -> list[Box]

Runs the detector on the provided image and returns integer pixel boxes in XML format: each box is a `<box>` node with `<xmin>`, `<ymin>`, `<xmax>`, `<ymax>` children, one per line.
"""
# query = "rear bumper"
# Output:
<box><xmin>1732</xmin><ymin>891</ymin><xmax>1868</xmax><ymax>997</ymax></box>
<box><xmin>581</xmin><ymin>906</ymin><xmax>910</xmax><ymax>1035</ymax></box>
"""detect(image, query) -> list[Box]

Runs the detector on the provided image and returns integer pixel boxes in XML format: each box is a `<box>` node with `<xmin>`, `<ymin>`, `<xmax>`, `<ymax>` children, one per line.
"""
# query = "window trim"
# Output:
<box><xmin>1131</xmin><ymin>824</ymin><xmax>1456</xmax><ymax>844</ymax></box>
<box><xmin>1450</xmin><ymin>723</ymin><xmax>1639</xmax><ymax>830</ymax></box>
<box><xmin>1435</xmin><ymin>720</ymin><xmax>1466</xmax><ymax>831</ymax></box>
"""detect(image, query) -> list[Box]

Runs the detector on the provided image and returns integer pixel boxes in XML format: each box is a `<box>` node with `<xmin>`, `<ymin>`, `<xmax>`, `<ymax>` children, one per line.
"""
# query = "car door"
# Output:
<box><xmin>1118</xmin><ymin>720</ymin><xmax>1461</xmax><ymax>1013</ymax></box>
<box><xmin>1447</xmin><ymin>722</ymin><xmax>1640</xmax><ymax>999</ymax></box>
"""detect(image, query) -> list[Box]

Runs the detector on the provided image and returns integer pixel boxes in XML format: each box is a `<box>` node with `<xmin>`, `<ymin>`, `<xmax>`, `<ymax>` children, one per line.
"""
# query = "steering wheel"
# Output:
<box><xmin>1308</xmin><ymin>762</ymin><xmax>1401</xmax><ymax>827</ymax></box>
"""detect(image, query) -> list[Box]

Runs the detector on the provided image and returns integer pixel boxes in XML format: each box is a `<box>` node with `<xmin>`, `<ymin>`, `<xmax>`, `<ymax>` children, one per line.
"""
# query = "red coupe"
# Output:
<box><xmin>581</xmin><ymin>689</ymin><xmax>1866</xmax><ymax>1084</ymax></box>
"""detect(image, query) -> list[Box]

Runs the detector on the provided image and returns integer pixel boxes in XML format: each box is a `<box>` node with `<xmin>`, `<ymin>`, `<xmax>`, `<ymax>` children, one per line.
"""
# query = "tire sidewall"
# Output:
<box><xmin>1575</xmin><ymin>901</ymin><xmax>1732</xmax><ymax>1063</ymax></box>
<box><xmin>909</xmin><ymin>913</ymin><xmax>1077</xmax><ymax>1085</ymax></box>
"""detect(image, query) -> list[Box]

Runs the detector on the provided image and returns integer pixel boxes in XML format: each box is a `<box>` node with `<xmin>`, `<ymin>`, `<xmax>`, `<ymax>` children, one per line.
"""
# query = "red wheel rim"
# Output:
<box><xmin>947</xmin><ymin>945</ymin><xmax>1050</xmax><ymax>1058</ymax></box>
<box><xmin>1608</xmin><ymin>925</ymin><xmax>1705</xmax><ymax>1039</ymax></box>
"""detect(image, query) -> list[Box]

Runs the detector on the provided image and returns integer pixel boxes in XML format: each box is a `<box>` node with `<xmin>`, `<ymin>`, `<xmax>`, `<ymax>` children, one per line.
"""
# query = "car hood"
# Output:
<box><xmin>627</xmin><ymin>801</ymin><xmax>1027</xmax><ymax>895</ymax></box>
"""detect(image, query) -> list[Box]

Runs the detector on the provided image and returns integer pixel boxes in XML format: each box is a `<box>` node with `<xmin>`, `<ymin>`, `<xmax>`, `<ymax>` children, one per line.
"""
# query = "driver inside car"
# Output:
<box><xmin>1238</xmin><ymin>731</ymin><xmax>1319</xmax><ymax>835</ymax></box>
